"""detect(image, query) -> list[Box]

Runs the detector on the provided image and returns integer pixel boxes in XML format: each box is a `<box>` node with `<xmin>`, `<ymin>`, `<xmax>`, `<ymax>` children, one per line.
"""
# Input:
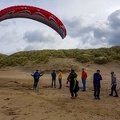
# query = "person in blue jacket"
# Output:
<box><xmin>93</xmin><ymin>70</ymin><xmax>102</xmax><ymax>99</ymax></box>
<box><xmin>31</xmin><ymin>70</ymin><xmax>43</xmax><ymax>90</ymax></box>
<box><xmin>51</xmin><ymin>70</ymin><xmax>57</xmax><ymax>88</ymax></box>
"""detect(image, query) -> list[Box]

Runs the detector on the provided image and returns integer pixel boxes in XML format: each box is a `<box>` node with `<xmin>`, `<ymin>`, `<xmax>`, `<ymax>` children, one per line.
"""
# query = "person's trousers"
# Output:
<box><xmin>33</xmin><ymin>79</ymin><xmax>39</xmax><ymax>89</ymax></box>
<box><xmin>110</xmin><ymin>84</ymin><xmax>118</xmax><ymax>96</ymax></box>
<box><xmin>94</xmin><ymin>84</ymin><xmax>100</xmax><ymax>98</ymax></box>
<box><xmin>51</xmin><ymin>78</ymin><xmax>56</xmax><ymax>88</ymax></box>
<box><xmin>82</xmin><ymin>79</ymin><xmax>86</xmax><ymax>90</ymax></box>
<box><xmin>58</xmin><ymin>79</ymin><xmax>62</xmax><ymax>88</ymax></box>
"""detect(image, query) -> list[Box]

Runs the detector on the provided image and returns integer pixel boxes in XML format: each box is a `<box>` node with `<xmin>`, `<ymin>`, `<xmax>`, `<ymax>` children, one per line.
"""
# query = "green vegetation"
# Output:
<box><xmin>0</xmin><ymin>46</ymin><xmax>120</xmax><ymax>71</ymax></box>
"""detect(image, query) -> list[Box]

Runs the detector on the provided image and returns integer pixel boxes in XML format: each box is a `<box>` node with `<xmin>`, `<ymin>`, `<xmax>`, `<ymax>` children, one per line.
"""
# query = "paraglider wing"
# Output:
<box><xmin>0</xmin><ymin>5</ymin><xmax>67</xmax><ymax>39</ymax></box>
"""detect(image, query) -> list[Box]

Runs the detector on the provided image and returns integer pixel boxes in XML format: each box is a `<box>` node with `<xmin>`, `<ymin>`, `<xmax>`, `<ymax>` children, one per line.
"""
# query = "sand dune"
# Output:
<box><xmin>0</xmin><ymin>63</ymin><xmax>120</xmax><ymax>120</ymax></box>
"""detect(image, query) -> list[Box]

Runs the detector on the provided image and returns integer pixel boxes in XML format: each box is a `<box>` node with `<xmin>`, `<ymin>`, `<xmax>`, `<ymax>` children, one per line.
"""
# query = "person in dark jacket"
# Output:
<box><xmin>93</xmin><ymin>70</ymin><xmax>102</xmax><ymax>99</ymax></box>
<box><xmin>67</xmin><ymin>69</ymin><xmax>79</xmax><ymax>98</ymax></box>
<box><xmin>31</xmin><ymin>70</ymin><xmax>43</xmax><ymax>90</ymax></box>
<box><xmin>109</xmin><ymin>71</ymin><xmax>118</xmax><ymax>97</ymax></box>
<box><xmin>51</xmin><ymin>70</ymin><xmax>57</xmax><ymax>88</ymax></box>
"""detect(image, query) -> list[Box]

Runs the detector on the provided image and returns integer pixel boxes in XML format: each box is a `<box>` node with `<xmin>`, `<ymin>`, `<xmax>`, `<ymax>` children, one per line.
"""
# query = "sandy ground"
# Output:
<box><xmin>0</xmin><ymin>63</ymin><xmax>120</xmax><ymax>120</ymax></box>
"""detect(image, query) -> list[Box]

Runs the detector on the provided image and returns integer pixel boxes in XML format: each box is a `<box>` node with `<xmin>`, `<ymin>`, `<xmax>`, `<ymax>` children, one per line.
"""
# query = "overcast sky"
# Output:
<box><xmin>0</xmin><ymin>0</ymin><xmax>120</xmax><ymax>55</ymax></box>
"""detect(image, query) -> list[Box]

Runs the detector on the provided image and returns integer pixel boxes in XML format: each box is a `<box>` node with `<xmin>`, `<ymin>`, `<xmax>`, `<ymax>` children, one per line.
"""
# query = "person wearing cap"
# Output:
<box><xmin>93</xmin><ymin>70</ymin><xmax>102</xmax><ymax>99</ymax></box>
<box><xmin>81</xmin><ymin>68</ymin><xmax>87</xmax><ymax>91</ymax></box>
<box><xmin>109</xmin><ymin>71</ymin><xmax>118</xmax><ymax>97</ymax></box>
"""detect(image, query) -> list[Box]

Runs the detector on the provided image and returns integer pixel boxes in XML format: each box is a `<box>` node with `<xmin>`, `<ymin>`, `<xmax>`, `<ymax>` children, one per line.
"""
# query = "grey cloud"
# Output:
<box><xmin>106</xmin><ymin>10</ymin><xmax>120</xmax><ymax>45</ymax></box>
<box><xmin>64</xmin><ymin>18</ymin><xmax>104</xmax><ymax>47</ymax></box>
<box><xmin>108</xmin><ymin>10</ymin><xmax>120</xmax><ymax>29</ymax></box>
<box><xmin>22</xmin><ymin>29</ymin><xmax>58</xmax><ymax>51</ymax></box>
<box><xmin>93</xmin><ymin>28</ymin><xmax>107</xmax><ymax>39</ymax></box>
<box><xmin>64</xmin><ymin>9</ymin><xmax>120</xmax><ymax>47</ymax></box>
<box><xmin>23</xmin><ymin>30</ymin><xmax>54</xmax><ymax>43</ymax></box>
<box><xmin>64</xmin><ymin>18</ymin><xmax>94</xmax><ymax>38</ymax></box>
<box><xmin>107</xmin><ymin>29</ymin><xmax>120</xmax><ymax>45</ymax></box>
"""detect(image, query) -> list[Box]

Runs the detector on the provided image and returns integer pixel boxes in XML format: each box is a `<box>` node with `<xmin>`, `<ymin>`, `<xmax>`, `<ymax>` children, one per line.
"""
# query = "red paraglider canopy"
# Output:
<box><xmin>0</xmin><ymin>5</ymin><xmax>67</xmax><ymax>39</ymax></box>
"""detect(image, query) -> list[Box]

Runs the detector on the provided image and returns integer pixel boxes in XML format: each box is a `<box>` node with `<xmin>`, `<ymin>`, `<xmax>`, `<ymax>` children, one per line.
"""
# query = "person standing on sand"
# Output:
<box><xmin>93</xmin><ymin>70</ymin><xmax>102</xmax><ymax>100</ymax></box>
<box><xmin>109</xmin><ymin>71</ymin><xmax>118</xmax><ymax>97</ymax></box>
<box><xmin>67</xmin><ymin>69</ymin><xmax>79</xmax><ymax>98</ymax></box>
<box><xmin>31</xmin><ymin>70</ymin><xmax>43</xmax><ymax>90</ymax></box>
<box><xmin>51</xmin><ymin>70</ymin><xmax>57</xmax><ymax>88</ymax></box>
<box><xmin>58</xmin><ymin>70</ymin><xmax>63</xmax><ymax>89</ymax></box>
<box><xmin>81</xmin><ymin>68</ymin><xmax>87</xmax><ymax>91</ymax></box>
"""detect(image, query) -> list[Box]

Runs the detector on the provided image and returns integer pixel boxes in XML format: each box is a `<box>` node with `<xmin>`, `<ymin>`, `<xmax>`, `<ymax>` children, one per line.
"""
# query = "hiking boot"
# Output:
<box><xmin>97</xmin><ymin>97</ymin><xmax>101</xmax><ymax>100</ymax></box>
<box><xmin>113</xmin><ymin>95</ymin><xmax>118</xmax><ymax>97</ymax></box>
<box><xmin>94</xmin><ymin>96</ymin><xmax>97</xmax><ymax>99</ymax></box>
<box><xmin>109</xmin><ymin>94</ymin><xmax>113</xmax><ymax>96</ymax></box>
<box><xmin>71</xmin><ymin>96</ymin><xmax>75</xmax><ymax>99</ymax></box>
<box><xmin>82</xmin><ymin>89</ymin><xmax>86</xmax><ymax>91</ymax></box>
<box><xmin>75</xmin><ymin>94</ymin><xmax>78</xmax><ymax>98</ymax></box>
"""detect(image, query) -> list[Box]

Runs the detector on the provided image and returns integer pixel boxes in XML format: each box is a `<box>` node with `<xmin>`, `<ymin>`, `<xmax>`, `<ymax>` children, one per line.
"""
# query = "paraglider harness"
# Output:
<box><xmin>73</xmin><ymin>78</ymin><xmax>79</xmax><ymax>91</ymax></box>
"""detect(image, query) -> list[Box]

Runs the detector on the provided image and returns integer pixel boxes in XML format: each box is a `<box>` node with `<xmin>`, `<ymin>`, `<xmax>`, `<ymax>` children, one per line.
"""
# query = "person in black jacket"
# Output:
<box><xmin>93</xmin><ymin>70</ymin><xmax>102</xmax><ymax>99</ymax></box>
<box><xmin>31</xmin><ymin>70</ymin><xmax>43</xmax><ymax>90</ymax></box>
<box><xmin>67</xmin><ymin>69</ymin><xmax>79</xmax><ymax>98</ymax></box>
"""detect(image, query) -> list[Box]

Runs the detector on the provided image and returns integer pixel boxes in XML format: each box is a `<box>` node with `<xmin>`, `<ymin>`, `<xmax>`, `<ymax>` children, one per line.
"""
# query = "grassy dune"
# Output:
<box><xmin>0</xmin><ymin>46</ymin><xmax>120</xmax><ymax>72</ymax></box>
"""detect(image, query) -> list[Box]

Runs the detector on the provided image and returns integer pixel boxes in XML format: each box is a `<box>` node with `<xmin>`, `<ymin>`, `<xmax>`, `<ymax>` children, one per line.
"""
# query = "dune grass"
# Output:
<box><xmin>0</xmin><ymin>46</ymin><xmax>120</xmax><ymax>72</ymax></box>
